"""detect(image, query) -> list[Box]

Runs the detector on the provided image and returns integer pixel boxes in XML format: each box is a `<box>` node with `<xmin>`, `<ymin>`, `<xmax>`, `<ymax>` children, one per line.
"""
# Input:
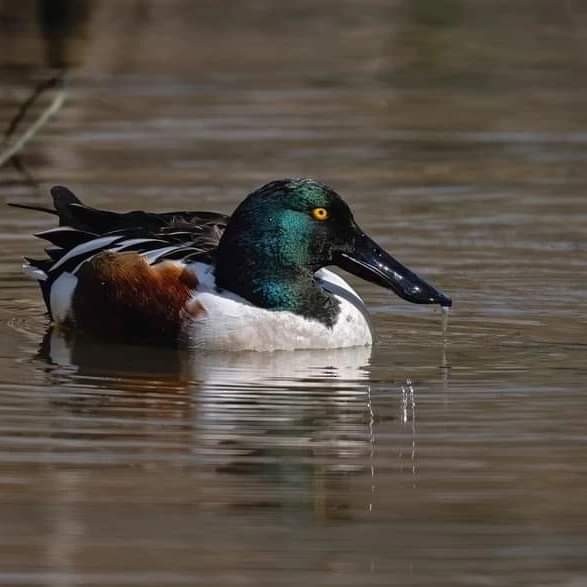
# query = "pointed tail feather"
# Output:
<box><xmin>10</xmin><ymin>185</ymin><xmax>92</xmax><ymax>228</ymax></box>
<box><xmin>8</xmin><ymin>185</ymin><xmax>83</xmax><ymax>219</ymax></box>
<box><xmin>8</xmin><ymin>202</ymin><xmax>57</xmax><ymax>215</ymax></box>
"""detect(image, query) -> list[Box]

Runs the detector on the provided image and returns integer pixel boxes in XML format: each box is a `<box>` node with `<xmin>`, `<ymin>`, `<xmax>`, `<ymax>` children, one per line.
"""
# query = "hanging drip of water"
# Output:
<box><xmin>440</xmin><ymin>305</ymin><xmax>450</xmax><ymax>401</ymax></box>
<box><xmin>409</xmin><ymin>379</ymin><xmax>416</xmax><ymax>484</ymax></box>
<box><xmin>441</xmin><ymin>305</ymin><xmax>450</xmax><ymax>344</ymax></box>
<box><xmin>440</xmin><ymin>306</ymin><xmax>450</xmax><ymax>372</ymax></box>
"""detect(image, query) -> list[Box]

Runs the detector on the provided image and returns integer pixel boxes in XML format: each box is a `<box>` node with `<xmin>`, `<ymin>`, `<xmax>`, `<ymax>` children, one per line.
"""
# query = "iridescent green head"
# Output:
<box><xmin>217</xmin><ymin>178</ymin><xmax>353</xmax><ymax>272</ymax></box>
<box><xmin>215</xmin><ymin>178</ymin><xmax>451</xmax><ymax>326</ymax></box>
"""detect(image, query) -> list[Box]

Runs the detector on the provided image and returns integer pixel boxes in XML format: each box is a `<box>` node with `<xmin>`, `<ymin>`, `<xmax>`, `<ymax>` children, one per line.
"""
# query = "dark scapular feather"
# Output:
<box><xmin>12</xmin><ymin>185</ymin><xmax>230</xmax><ymax>270</ymax></box>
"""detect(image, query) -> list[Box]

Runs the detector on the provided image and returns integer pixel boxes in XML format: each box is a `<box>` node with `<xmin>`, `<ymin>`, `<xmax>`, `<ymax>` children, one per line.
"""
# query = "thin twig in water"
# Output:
<box><xmin>0</xmin><ymin>74</ymin><xmax>67</xmax><ymax>168</ymax></box>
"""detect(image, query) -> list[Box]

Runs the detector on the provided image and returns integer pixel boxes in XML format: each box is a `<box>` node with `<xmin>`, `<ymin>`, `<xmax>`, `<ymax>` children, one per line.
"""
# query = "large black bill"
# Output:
<box><xmin>336</xmin><ymin>233</ymin><xmax>452</xmax><ymax>307</ymax></box>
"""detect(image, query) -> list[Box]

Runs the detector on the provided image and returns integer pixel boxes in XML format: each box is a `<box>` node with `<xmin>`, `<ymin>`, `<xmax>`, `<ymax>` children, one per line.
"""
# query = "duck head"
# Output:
<box><xmin>215</xmin><ymin>178</ymin><xmax>452</xmax><ymax>319</ymax></box>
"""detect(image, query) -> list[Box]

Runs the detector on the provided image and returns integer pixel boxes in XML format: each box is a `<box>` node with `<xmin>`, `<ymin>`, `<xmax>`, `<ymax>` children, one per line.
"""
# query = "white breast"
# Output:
<box><xmin>181</xmin><ymin>264</ymin><xmax>373</xmax><ymax>352</ymax></box>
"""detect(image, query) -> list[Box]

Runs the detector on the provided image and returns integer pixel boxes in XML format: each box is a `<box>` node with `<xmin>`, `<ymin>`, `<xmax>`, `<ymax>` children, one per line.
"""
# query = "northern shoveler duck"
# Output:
<box><xmin>14</xmin><ymin>178</ymin><xmax>451</xmax><ymax>351</ymax></box>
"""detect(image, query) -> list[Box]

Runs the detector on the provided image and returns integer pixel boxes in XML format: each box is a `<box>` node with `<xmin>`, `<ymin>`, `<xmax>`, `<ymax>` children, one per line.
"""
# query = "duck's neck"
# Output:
<box><xmin>215</xmin><ymin>260</ymin><xmax>340</xmax><ymax>328</ymax></box>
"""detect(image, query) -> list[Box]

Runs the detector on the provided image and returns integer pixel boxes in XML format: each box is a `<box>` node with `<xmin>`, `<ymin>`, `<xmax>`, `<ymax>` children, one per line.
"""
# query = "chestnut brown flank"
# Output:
<box><xmin>72</xmin><ymin>252</ymin><xmax>198</xmax><ymax>344</ymax></box>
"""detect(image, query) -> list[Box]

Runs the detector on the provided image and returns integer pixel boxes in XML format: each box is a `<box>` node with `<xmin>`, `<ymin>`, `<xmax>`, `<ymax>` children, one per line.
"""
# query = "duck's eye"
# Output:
<box><xmin>311</xmin><ymin>207</ymin><xmax>329</xmax><ymax>221</ymax></box>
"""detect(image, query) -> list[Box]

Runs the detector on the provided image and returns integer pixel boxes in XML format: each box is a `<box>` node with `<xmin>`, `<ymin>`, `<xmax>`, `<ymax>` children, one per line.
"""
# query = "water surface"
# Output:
<box><xmin>1</xmin><ymin>2</ymin><xmax>587</xmax><ymax>585</ymax></box>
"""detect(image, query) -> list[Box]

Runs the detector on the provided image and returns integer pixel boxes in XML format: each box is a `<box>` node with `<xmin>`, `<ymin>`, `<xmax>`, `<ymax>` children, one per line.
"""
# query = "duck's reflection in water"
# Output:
<box><xmin>32</xmin><ymin>330</ymin><xmax>424</xmax><ymax>587</ymax></box>
<box><xmin>40</xmin><ymin>328</ymin><xmax>380</xmax><ymax>481</ymax></box>
<box><xmin>192</xmin><ymin>343</ymin><xmax>374</xmax><ymax>481</ymax></box>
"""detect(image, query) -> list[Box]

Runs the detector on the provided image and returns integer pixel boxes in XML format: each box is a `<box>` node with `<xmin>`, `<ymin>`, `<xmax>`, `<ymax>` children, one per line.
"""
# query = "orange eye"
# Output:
<box><xmin>311</xmin><ymin>207</ymin><xmax>329</xmax><ymax>221</ymax></box>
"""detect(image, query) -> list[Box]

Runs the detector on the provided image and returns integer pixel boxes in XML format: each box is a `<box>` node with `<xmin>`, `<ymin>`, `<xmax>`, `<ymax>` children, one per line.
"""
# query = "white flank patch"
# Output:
<box><xmin>23</xmin><ymin>264</ymin><xmax>47</xmax><ymax>281</ymax></box>
<box><xmin>181</xmin><ymin>267</ymin><xmax>373</xmax><ymax>352</ymax></box>
<box><xmin>50</xmin><ymin>272</ymin><xmax>78</xmax><ymax>324</ymax></box>
<box><xmin>49</xmin><ymin>235</ymin><xmax>122</xmax><ymax>273</ymax></box>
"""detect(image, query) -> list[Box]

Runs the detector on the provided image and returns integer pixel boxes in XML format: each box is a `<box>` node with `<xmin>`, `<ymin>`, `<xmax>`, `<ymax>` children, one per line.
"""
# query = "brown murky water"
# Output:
<box><xmin>1</xmin><ymin>1</ymin><xmax>587</xmax><ymax>585</ymax></box>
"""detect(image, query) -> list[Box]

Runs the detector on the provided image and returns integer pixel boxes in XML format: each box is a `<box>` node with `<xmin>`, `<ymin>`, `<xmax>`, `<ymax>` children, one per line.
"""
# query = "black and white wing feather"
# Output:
<box><xmin>11</xmin><ymin>186</ymin><xmax>229</xmax><ymax>312</ymax></box>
